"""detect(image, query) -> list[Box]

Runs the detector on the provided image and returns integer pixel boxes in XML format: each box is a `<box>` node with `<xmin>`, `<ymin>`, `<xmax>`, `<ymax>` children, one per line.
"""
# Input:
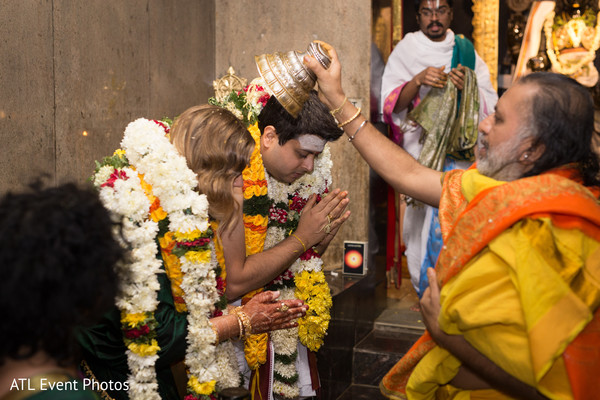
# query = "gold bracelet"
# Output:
<box><xmin>290</xmin><ymin>233</ymin><xmax>306</xmax><ymax>253</ymax></box>
<box><xmin>329</xmin><ymin>96</ymin><xmax>347</xmax><ymax>117</ymax></box>
<box><xmin>312</xmin><ymin>246</ymin><xmax>319</xmax><ymax>254</ymax></box>
<box><xmin>338</xmin><ymin>107</ymin><xmax>362</xmax><ymax>128</ymax></box>
<box><xmin>348</xmin><ymin>119</ymin><xmax>367</xmax><ymax>142</ymax></box>
<box><xmin>234</xmin><ymin>306</ymin><xmax>252</xmax><ymax>336</ymax></box>
<box><xmin>209</xmin><ymin>321</ymin><xmax>220</xmax><ymax>344</ymax></box>
<box><xmin>231</xmin><ymin>308</ymin><xmax>244</xmax><ymax>337</ymax></box>
<box><xmin>233</xmin><ymin>312</ymin><xmax>244</xmax><ymax>339</ymax></box>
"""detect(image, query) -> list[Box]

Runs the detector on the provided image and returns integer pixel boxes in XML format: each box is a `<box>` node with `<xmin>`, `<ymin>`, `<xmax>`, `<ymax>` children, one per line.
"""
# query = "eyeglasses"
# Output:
<box><xmin>419</xmin><ymin>6</ymin><xmax>450</xmax><ymax>18</ymax></box>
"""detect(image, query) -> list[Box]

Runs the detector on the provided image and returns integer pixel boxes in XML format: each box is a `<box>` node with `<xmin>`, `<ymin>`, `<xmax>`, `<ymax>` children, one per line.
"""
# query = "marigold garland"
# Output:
<box><xmin>237</xmin><ymin>122</ymin><xmax>271</xmax><ymax>369</ymax></box>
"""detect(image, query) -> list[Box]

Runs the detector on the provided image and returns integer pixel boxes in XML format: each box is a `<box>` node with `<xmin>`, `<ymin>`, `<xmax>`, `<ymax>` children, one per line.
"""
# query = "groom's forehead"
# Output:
<box><xmin>296</xmin><ymin>134</ymin><xmax>326</xmax><ymax>153</ymax></box>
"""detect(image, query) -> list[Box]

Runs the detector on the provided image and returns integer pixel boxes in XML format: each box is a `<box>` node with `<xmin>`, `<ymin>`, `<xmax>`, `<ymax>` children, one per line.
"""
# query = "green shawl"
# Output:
<box><xmin>409</xmin><ymin>35</ymin><xmax>479</xmax><ymax>171</ymax></box>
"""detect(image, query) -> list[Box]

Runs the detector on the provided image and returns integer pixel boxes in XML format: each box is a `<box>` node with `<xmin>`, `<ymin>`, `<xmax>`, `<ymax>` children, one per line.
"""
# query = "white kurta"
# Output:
<box><xmin>381</xmin><ymin>29</ymin><xmax>498</xmax><ymax>293</ymax></box>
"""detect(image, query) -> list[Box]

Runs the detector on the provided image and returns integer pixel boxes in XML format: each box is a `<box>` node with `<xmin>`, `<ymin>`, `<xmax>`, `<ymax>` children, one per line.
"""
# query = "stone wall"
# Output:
<box><xmin>0</xmin><ymin>0</ymin><xmax>371</xmax><ymax>269</ymax></box>
<box><xmin>215</xmin><ymin>0</ymin><xmax>372</xmax><ymax>267</ymax></box>
<box><xmin>0</xmin><ymin>0</ymin><xmax>215</xmax><ymax>191</ymax></box>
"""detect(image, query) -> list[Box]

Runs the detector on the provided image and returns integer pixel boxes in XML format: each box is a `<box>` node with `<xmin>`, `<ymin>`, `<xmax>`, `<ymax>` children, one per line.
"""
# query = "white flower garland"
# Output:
<box><xmin>94</xmin><ymin>118</ymin><xmax>239</xmax><ymax>399</ymax></box>
<box><xmin>95</xmin><ymin>162</ymin><xmax>162</xmax><ymax>400</ymax></box>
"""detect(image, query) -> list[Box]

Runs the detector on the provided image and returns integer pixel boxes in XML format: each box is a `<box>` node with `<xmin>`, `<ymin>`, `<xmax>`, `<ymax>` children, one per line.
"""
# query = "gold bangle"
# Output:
<box><xmin>290</xmin><ymin>233</ymin><xmax>306</xmax><ymax>253</ymax></box>
<box><xmin>231</xmin><ymin>307</ymin><xmax>245</xmax><ymax>337</ymax></box>
<box><xmin>233</xmin><ymin>312</ymin><xmax>244</xmax><ymax>339</ymax></box>
<box><xmin>234</xmin><ymin>306</ymin><xmax>252</xmax><ymax>336</ymax></box>
<box><xmin>338</xmin><ymin>107</ymin><xmax>362</xmax><ymax>128</ymax></box>
<box><xmin>209</xmin><ymin>321</ymin><xmax>220</xmax><ymax>344</ymax></box>
<box><xmin>348</xmin><ymin>119</ymin><xmax>367</xmax><ymax>142</ymax></box>
<box><xmin>330</xmin><ymin>96</ymin><xmax>347</xmax><ymax>117</ymax></box>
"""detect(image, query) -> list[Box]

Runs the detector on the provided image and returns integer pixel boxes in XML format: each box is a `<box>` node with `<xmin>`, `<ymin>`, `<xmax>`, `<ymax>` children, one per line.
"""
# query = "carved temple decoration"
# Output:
<box><xmin>392</xmin><ymin>0</ymin><xmax>404</xmax><ymax>46</ymax></box>
<box><xmin>472</xmin><ymin>0</ymin><xmax>500</xmax><ymax>90</ymax></box>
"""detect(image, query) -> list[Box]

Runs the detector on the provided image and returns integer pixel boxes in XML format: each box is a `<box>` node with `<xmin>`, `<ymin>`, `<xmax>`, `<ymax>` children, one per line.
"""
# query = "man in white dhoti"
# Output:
<box><xmin>381</xmin><ymin>0</ymin><xmax>498</xmax><ymax>298</ymax></box>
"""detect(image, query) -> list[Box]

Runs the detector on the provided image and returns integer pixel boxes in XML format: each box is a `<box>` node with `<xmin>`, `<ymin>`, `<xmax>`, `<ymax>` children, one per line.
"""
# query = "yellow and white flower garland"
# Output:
<box><xmin>93</xmin><ymin>118</ymin><xmax>239</xmax><ymax>400</ymax></box>
<box><xmin>95</xmin><ymin>157</ymin><xmax>163</xmax><ymax>400</ymax></box>
<box><xmin>263</xmin><ymin>145</ymin><xmax>333</xmax><ymax>398</ymax></box>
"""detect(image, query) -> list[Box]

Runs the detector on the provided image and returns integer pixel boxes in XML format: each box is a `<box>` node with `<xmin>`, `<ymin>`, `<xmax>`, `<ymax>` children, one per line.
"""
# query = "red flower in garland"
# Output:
<box><xmin>289</xmin><ymin>195</ymin><xmax>307</xmax><ymax>213</ymax></box>
<box><xmin>300</xmin><ymin>247</ymin><xmax>319</xmax><ymax>261</ymax></box>
<box><xmin>101</xmin><ymin>169</ymin><xmax>128</xmax><ymax>188</ymax></box>
<box><xmin>243</xmin><ymin>84</ymin><xmax>271</xmax><ymax>106</ymax></box>
<box><xmin>152</xmin><ymin>119</ymin><xmax>170</xmax><ymax>134</ymax></box>
<box><xmin>268</xmin><ymin>268</ymin><xmax>295</xmax><ymax>286</ymax></box>
<box><xmin>124</xmin><ymin>324</ymin><xmax>150</xmax><ymax>339</ymax></box>
<box><xmin>269</xmin><ymin>204</ymin><xmax>288</xmax><ymax>224</ymax></box>
<box><xmin>215</xmin><ymin>276</ymin><xmax>225</xmax><ymax>294</ymax></box>
<box><xmin>178</xmin><ymin>238</ymin><xmax>212</xmax><ymax>248</ymax></box>
<box><xmin>258</xmin><ymin>93</ymin><xmax>270</xmax><ymax>106</ymax></box>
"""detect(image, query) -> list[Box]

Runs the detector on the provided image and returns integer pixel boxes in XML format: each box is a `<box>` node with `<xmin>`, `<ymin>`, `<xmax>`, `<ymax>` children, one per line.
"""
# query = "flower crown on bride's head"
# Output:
<box><xmin>210</xmin><ymin>76</ymin><xmax>271</xmax><ymax>127</ymax></box>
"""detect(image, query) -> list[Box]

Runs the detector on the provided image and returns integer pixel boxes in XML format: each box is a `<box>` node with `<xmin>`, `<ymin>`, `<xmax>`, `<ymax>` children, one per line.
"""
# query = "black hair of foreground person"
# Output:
<box><xmin>0</xmin><ymin>181</ymin><xmax>126</xmax><ymax>367</ymax></box>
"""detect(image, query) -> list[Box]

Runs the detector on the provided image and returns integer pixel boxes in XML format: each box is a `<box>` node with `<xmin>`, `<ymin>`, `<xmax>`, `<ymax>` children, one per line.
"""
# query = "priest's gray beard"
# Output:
<box><xmin>476</xmin><ymin>134</ymin><xmax>527</xmax><ymax>182</ymax></box>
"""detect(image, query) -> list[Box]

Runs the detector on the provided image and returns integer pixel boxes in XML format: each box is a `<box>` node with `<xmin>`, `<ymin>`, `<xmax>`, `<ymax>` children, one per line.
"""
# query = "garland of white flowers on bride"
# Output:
<box><xmin>211</xmin><ymin>79</ymin><xmax>333</xmax><ymax>398</ymax></box>
<box><xmin>92</xmin><ymin>118</ymin><xmax>239</xmax><ymax>400</ymax></box>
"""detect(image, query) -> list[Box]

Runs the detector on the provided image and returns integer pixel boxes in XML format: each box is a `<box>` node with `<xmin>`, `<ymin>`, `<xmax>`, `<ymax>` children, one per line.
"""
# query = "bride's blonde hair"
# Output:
<box><xmin>170</xmin><ymin>104</ymin><xmax>254</xmax><ymax>234</ymax></box>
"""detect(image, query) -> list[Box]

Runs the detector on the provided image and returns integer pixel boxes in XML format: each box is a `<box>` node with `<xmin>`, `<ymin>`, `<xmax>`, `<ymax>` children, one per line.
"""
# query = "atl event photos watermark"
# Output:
<box><xmin>9</xmin><ymin>378</ymin><xmax>128</xmax><ymax>392</ymax></box>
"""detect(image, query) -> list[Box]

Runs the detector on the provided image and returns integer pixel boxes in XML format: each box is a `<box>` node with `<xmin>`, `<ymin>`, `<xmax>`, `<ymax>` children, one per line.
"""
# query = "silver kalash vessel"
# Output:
<box><xmin>255</xmin><ymin>41</ymin><xmax>332</xmax><ymax>118</ymax></box>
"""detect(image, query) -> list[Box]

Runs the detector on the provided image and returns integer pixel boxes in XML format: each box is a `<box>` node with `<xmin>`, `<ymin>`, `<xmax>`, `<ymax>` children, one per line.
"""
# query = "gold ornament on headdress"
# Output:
<box><xmin>213</xmin><ymin>66</ymin><xmax>248</xmax><ymax>103</ymax></box>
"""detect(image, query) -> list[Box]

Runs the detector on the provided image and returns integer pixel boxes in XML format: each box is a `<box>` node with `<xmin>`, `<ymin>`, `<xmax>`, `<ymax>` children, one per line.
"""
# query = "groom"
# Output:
<box><xmin>218</xmin><ymin>79</ymin><xmax>349</xmax><ymax>398</ymax></box>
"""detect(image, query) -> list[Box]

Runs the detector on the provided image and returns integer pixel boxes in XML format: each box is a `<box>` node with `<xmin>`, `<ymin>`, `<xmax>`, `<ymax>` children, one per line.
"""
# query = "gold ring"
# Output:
<box><xmin>325</xmin><ymin>223</ymin><xmax>331</xmax><ymax>234</ymax></box>
<box><xmin>278</xmin><ymin>303</ymin><xmax>289</xmax><ymax>312</ymax></box>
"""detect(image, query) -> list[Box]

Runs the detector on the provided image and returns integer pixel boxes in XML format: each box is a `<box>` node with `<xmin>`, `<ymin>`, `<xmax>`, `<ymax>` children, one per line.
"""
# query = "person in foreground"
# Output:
<box><xmin>306</xmin><ymin>44</ymin><xmax>600</xmax><ymax>399</ymax></box>
<box><xmin>0</xmin><ymin>182</ymin><xmax>124</xmax><ymax>400</ymax></box>
<box><xmin>80</xmin><ymin>105</ymin><xmax>345</xmax><ymax>400</ymax></box>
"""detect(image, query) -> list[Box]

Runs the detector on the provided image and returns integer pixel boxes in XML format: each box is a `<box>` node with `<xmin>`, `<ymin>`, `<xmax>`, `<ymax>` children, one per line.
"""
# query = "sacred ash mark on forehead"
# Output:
<box><xmin>422</xmin><ymin>0</ymin><xmax>442</xmax><ymax>9</ymax></box>
<box><xmin>298</xmin><ymin>134</ymin><xmax>326</xmax><ymax>153</ymax></box>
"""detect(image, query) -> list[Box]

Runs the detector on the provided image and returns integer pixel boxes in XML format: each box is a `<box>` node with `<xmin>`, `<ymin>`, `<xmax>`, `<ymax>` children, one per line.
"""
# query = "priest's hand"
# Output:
<box><xmin>303</xmin><ymin>41</ymin><xmax>346</xmax><ymax>112</ymax></box>
<box><xmin>420</xmin><ymin>267</ymin><xmax>444</xmax><ymax>342</ymax></box>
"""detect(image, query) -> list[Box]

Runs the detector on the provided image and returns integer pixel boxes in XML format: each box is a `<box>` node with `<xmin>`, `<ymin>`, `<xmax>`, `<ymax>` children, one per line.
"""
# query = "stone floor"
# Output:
<box><xmin>376</xmin><ymin>278</ymin><xmax>425</xmax><ymax>335</ymax></box>
<box><xmin>334</xmin><ymin>268</ymin><xmax>425</xmax><ymax>400</ymax></box>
